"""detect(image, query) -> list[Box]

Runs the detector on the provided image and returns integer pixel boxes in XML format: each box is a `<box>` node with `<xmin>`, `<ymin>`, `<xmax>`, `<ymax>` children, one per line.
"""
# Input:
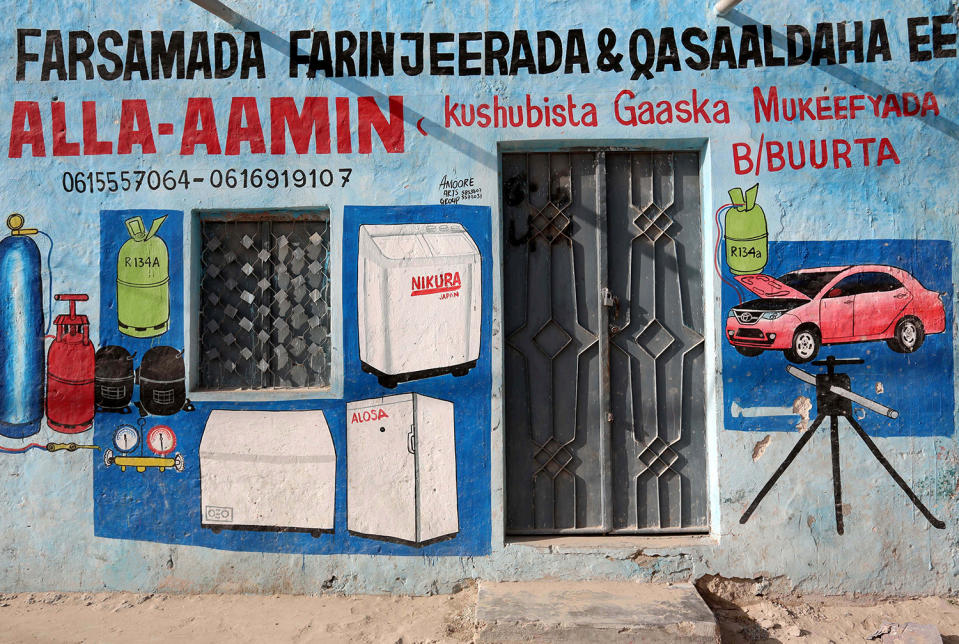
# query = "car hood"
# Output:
<box><xmin>736</xmin><ymin>274</ymin><xmax>811</xmax><ymax>300</ymax></box>
<box><xmin>733</xmin><ymin>298</ymin><xmax>808</xmax><ymax>312</ymax></box>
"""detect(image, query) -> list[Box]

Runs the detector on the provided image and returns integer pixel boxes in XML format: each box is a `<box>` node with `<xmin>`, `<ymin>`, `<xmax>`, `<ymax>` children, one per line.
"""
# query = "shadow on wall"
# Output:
<box><xmin>186</xmin><ymin>0</ymin><xmax>497</xmax><ymax>168</ymax></box>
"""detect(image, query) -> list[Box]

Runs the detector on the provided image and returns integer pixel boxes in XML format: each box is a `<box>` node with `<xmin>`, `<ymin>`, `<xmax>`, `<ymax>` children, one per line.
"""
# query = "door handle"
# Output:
<box><xmin>407</xmin><ymin>428</ymin><xmax>415</xmax><ymax>454</ymax></box>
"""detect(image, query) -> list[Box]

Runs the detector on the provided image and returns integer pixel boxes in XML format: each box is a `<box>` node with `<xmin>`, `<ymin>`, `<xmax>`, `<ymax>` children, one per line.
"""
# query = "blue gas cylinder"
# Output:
<box><xmin>0</xmin><ymin>214</ymin><xmax>45</xmax><ymax>438</ymax></box>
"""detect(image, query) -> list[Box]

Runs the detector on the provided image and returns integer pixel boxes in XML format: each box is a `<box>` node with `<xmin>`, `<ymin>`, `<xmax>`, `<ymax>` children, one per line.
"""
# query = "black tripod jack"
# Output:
<box><xmin>739</xmin><ymin>356</ymin><xmax>945</xmax><ymax>534</ymax></box>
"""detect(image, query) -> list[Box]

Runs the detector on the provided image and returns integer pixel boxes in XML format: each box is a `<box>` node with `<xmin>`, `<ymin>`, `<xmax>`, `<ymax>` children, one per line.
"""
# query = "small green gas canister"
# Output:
<box><xmin>724</xmin><ymin>183</ymin><xmax>768</xmax><ymax>275</ymax></box>
<box><xmin>117</xmin><ymin>215</ymin><xmax>169</xmax><ymax>338</ymax></box>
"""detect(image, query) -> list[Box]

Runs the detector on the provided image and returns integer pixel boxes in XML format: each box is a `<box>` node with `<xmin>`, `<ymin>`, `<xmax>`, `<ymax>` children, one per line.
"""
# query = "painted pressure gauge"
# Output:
<box><xmin>113</xmin><ymin>425</ymin><xmax>140</xmax><ymax>453</ymax></box>
<box><xmin>146</xmin><ymin>425</ymin><xmax>177</xmax><ymax>456</ymax></box>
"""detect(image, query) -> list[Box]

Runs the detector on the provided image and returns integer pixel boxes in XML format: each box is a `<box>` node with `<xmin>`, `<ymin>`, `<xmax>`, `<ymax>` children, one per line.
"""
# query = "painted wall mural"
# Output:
<box><xmin>357</xmin><ymin>223</ymin><xmax>481</xmax><ymax>388</ymax></box>
<box><xmin>0</xmin><ymin>215</ymin><xmax>101</xmax><ymax>456</ymax></box>
<box><xmin>0</xmin><ymin>214</ymin><xmax>51</xmax><ymax>439</ymax></box>
<box><xmin>92</xmin><ymin>205</ymin><xmax>492</xmax><ymax>556</ymax></box>
<box><xmin>0</xmin><ymin>0</ymin><xmax>957</xmax><ymax>598</ymax></box>
<box><xmin>718</xmin><ymin>183</ymin><xmax>954</xmax><ymax>530</ymax></box>
<box><xmin>721</xmin><ymin>238</ymin><xmax>953</xmax><ymax>437</ymax></box>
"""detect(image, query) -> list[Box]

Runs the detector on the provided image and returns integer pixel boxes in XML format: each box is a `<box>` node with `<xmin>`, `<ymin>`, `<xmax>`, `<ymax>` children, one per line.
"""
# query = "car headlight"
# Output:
<box><xmin>761</xmin><ymin>311</ymin><xmax>785</xmax><ymax>320</ymax></box>
<box><xmin>727</xmin><ymin>310</ymin><xmax>735</xmax><ymax>318</ymax></box>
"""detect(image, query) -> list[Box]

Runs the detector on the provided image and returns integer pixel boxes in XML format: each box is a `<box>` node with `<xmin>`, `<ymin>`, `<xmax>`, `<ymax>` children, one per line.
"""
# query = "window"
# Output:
<box><xmin>824</xmin><ymin>272</ymin><xmax>904</xmax><ymax>298</ymax></box>
<box><xmin>858</xmin><ymin>272</ymin><xmax>904</xmax><ymax>293</ymax></box>
<box><xmin>825</xmin><ymin>275</ymin><xmax>861</xmax><ymax>297</ymax></box>
<box><xmin>197</xmin><ymin>210</ymin><xmax>332</xmax><ymax>390</ymax></box>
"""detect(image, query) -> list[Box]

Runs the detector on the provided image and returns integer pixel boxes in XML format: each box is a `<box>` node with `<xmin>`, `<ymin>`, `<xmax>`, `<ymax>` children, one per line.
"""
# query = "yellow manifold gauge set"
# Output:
<box><xmin>103</xmin><ymin>420</ymin><xmax>185</xmax><ymax>473</ymax></box>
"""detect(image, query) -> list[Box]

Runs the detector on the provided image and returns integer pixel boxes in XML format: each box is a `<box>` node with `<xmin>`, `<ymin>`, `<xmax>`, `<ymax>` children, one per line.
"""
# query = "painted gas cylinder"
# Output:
<box><xmin>117</xmin><ymin>215</ymin><xmax>169</xmax><ymax>338</ymax></box>
<box><xmin>0</xmin><ymin>214</ymin><xmax>45</xmax><ymax>438</ymax></box>
<box><xmin>46</xmin><ymin>294</ymin><xmax>95</xmax><ymax>433</ymax></box>
<box><xmin>724</xmin><ymin>184</ymin><xmax>768</xmax><ymax>276</ymax></box>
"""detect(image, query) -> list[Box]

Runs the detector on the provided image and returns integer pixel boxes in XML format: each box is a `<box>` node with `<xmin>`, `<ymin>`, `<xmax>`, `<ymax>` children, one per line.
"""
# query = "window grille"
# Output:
<box><xmin>197</xmin><ymin>211</ymin><xmax>332</xmax><ymax>390</ymax></box>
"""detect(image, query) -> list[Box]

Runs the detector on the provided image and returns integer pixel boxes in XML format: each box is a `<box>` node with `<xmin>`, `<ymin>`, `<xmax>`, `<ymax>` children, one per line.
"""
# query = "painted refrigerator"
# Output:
<box><xmin>200</xmin><ymin>410</ymin><xmax>336</xmax><ymax>535</ymax></box>
<box><xmin>357</xmin><ymin>223</ymin><xmax>481</xmax><ymax>388</ymax></box>
<box><xmin>347</xmin><ymin>393</ymin><xmax>458</xmax><ymax>544</ymax></box>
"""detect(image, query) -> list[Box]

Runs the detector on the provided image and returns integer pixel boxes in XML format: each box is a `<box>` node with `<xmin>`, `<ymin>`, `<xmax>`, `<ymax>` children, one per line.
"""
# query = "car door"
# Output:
<box><xmin>853</xmin><ymin>272</ymin><xmax>911</xmax><ymax>338</ymax></box>
<box><xmin>819</xmin><ymin>274</ymin><xmax>858</xmax><ymax>340</ymax></box>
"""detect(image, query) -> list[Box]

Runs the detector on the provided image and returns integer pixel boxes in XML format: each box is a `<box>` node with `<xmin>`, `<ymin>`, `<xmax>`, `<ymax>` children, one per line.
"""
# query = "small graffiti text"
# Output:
<box><xmin>438</xmin><ymin>174</ymin><xmax>482</xmax><ymax>204</ymax></box>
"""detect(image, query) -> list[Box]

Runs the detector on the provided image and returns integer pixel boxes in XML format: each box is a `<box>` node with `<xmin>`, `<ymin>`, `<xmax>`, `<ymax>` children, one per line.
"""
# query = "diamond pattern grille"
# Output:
<box><xmin>528</xmin><ymin>201</ymin><xmax>572</xmax><ymax>244</ymax></box>
<box><xmin>504</xmin><ymin>150</ymin><xmax>707</xmax><ymax>535</ymax></box>
<box><xmin>199</xmin><ymin>215</ymin><xmax>331</xmax><ymax>390</ymax></box>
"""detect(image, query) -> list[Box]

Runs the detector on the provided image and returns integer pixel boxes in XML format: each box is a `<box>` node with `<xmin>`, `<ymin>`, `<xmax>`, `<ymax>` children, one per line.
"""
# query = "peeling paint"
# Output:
<box><xmin>793</xmin><ymin>396</ymin><xmax>813</xmax><ymax>432</ymax></box>
<box><xmin>752</xmin><ymin>435</ymin><xmax>772</xmax><ymax>461</ymax></box>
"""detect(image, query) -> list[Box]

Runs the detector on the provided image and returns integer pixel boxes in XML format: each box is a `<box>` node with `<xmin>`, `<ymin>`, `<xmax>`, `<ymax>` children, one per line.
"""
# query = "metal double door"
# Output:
<box><xmin>503</xmin><ymin>150</ymin><xmax>708</xmax><ymax>534</ymax></box>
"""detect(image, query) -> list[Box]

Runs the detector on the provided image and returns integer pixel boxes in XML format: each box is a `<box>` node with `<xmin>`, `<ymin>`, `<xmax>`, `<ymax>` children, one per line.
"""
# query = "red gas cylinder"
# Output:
<box><xmin>46</xmin><ymin>294</ymin><xmax>95</xmax><ymax>433</ymax></box>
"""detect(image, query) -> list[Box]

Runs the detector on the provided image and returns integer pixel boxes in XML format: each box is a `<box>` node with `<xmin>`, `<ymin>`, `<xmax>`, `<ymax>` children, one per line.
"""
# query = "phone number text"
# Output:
<box><xmin>61</xmin><ymin>168</ymin><xmax>353</xmax><ymax>193</ymax></box>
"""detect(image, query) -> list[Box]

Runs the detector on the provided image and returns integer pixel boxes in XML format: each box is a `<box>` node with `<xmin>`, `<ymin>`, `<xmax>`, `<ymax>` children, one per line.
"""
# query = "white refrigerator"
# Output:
<box><xmin>347</xmin><ymin>393</ymin><xmax>458</xmax><ymax>544</ymax></box>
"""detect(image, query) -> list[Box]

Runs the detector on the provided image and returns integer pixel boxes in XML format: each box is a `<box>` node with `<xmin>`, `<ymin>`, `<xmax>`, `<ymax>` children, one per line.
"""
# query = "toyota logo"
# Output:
<box><xmin>737</xmin><ymin>312</ymin><xmax>754</xmax><ymax>323</ymax></box>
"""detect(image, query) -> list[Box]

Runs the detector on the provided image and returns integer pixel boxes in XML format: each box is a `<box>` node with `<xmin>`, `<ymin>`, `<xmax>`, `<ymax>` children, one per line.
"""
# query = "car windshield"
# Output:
<box><xmin>776</xmin><ymin>270</ymin><xmax>844</xmax><ymax>298</ymax></box>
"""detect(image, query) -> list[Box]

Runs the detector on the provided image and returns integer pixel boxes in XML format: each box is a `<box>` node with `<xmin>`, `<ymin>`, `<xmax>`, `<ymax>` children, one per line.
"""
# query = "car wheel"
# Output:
<box><xmin>887</xmin><ymin>316</ymin><xmax>925</xmax><ymax>353</ymax></box>
<box><xmin>735</xmin><ymin>346</ymin><xmax>764</xmax><ymax>357</ymax></box>
<box><xmin>785</xmin><ymin>326</ymin><xmax>820</xmax><ymax>363</ymax></box>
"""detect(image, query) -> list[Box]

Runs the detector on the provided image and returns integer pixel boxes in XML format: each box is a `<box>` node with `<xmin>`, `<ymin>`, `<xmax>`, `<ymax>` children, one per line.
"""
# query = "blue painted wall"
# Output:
<box><xmin>0</xmin><ymin>0</ymin><xmax>956</xmax><ymax>596</ymax></box>
<box><xmin>94</xmin><ymin>205</ymin><xmax>492</xmax><ymax>556</ymax></box>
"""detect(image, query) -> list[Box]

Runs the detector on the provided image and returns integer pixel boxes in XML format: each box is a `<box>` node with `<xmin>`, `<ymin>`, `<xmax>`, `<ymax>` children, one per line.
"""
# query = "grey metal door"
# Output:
<box><xmin>503</xmin><ymin>150</ymin><xmax>707</xmax><ymax>534</ymax></box>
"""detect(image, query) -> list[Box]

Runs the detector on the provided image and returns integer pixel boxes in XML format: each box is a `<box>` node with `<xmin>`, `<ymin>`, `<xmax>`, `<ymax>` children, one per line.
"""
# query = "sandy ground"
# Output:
<box><xmin>697</xmin><ymin>575</ymin><xmax>959</xmax><ymax>643</ymax></box>
<box><xmin>711</xmin><ymin>595</ymin><xmax>959</xmax><ymax>643</ymax></box>
<box><xmin>2</xmin><ymin>583</ymin><xmax>959</xmax><ymax>643</ymax></box>
<box><xmin>0</xmin><ymin>587</ymin><xmax>477</xmax><ymax>644</ymax></box>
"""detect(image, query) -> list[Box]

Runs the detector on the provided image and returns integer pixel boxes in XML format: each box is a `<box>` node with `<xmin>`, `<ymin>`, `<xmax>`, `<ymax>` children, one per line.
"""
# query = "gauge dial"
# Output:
<box><xmin>113</xmin><ymin>425</ymin><xmax>140</xmax><ymax>453</ymax></box>
<box><xmin>146</xmin><ymin>425</ymin><xmax>177</xmax><ymax>456</ymax></box>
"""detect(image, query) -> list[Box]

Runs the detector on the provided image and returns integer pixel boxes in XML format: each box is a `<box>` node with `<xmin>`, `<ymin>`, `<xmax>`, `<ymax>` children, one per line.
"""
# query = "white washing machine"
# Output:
<box><xmin>357</xmin><ymin>223</ymin><xmax>481</xmax><ymax>388</ymax></box>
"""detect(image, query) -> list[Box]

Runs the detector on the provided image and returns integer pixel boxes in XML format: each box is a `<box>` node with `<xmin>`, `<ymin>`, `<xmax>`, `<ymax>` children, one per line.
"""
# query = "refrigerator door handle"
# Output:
<box><xmin>407</xmin><ymin>427</ymin><xmax>415</xmax><ymax>454</ymax></box>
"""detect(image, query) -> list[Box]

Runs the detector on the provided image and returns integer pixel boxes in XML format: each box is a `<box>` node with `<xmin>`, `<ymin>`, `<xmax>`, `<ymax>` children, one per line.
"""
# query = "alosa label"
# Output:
<box><xmin>351</xmin><ymin>408</ymin><xmax>390</xmax><ymax>424</ymax></box>
<box><xmin>411</xmin><ymin>271</ymin><xmax>461</xmax><ymax>297</ymax></box>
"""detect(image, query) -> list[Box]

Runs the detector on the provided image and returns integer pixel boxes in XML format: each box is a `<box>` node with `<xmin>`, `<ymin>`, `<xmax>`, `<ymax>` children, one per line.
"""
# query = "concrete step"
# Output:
<box><xmin>475</xmin><ymin>580</ymin><xmax>719</xmax><ymax>643</ymax></box>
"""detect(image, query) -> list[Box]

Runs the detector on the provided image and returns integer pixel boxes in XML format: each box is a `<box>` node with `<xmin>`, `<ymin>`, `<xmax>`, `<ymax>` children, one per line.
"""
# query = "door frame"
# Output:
<box><xmin>493</xmin><ymin>139</ymin><xmax>719</xmax><ymax>544</ymax></box>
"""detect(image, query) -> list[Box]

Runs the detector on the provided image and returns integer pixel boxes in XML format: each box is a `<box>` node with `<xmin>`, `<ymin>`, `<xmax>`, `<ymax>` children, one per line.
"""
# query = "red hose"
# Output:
<box><xmin>714</xmin><ymin>203</ymin><xmax>744</xmax><ymax>305</ymax></box>
<box><xmin>0</xmin><ymin>443</ymin><xmax>46</xmax><ymax>454</ymax></box>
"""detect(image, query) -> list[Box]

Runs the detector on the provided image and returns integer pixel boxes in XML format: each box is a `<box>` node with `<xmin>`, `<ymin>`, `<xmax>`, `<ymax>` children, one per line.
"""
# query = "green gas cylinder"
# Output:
<box><xmin>724</xmin><ymin>184</ymin><xmax>768</xmax><ymax>275</ymax></box>
<box><xmin>117</xmin><ymin>215</ymin><xmax>169</xmax><ymax>338</ymax></box>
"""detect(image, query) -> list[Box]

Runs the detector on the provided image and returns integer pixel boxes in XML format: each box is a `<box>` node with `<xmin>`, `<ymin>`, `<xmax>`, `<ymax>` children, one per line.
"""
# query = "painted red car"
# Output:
<box><xmin>725</xmin><ymin>265</ymin><xmax>946</xmax><ymax>363</ymax></box>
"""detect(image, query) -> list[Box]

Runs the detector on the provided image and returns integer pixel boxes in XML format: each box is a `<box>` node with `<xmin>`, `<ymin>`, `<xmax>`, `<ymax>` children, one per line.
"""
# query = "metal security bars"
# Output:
<box><xmin>503</xmin><ymin>150</ymin><xmax>707</xmax><ymax>535</ymax></box>
<box><xmin>198</xmin><ymin>211</ymin><xmax>332</xmax><ymax>390</ymax></box>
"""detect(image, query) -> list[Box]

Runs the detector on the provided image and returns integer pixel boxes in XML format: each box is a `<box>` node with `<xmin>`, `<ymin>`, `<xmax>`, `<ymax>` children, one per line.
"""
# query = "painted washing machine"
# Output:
<box><xmin>357</xmin><ymin>223</ymin><xmax>481</xmax><ymax>388</ymax></box>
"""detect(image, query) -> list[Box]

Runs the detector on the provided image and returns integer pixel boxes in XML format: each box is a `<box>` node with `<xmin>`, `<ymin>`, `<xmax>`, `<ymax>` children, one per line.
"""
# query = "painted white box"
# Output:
<box><xmin>347</xmin><ymin>393</ymin><xmax>458</xmax><ymax>544</ymax></box>
<box><xmin>200</xmin><ymin>410</ymin><xmax>335</xmax><ymax>534</ymax></box>
<box><xmin>357</xmin><ymin>223</ymin><xmax>481</xmax><ymax>388</ymax></box>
